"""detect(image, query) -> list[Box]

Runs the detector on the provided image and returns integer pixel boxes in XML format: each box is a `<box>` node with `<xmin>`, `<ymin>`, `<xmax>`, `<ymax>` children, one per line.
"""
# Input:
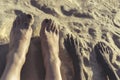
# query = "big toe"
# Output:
<box><xmin>22</xmin><ymin>14</ymin><xmax>34</xmax><ymax>29</ymax></box>
<box><xmin>13</xmin><ymin>13</ymin><xmax>34</xmax><ymax>29</ymax></box>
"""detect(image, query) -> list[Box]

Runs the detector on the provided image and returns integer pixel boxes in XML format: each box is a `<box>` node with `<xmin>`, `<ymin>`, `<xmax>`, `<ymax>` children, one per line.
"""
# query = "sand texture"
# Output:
<box><xmin>0</xmin><ymin>0</ymin><xmax>120</xmax><ymax>80</ymax></box>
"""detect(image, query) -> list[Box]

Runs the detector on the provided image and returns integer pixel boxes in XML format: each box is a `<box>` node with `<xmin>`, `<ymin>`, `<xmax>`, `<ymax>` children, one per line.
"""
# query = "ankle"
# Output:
<box><xmin>6</xmin><ymin>52</ymin><xmax>26</xmax><ymax>66</ymax></box>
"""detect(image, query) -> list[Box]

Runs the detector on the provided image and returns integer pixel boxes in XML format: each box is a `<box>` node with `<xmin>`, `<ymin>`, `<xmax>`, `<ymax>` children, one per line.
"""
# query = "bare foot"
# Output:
<box><xmin>94</xmin><ymin>42</ymin><xmax>120</xmax><ymax>80</ymax></box>
<box><xmin>1</xmin><ymin>13</ymin><xmax>34</xmax><ymax>80</ymax></box>
<box><xmin>64</xmin><ymin>34</ymin><xmax>85</xmax><ymax>80</ymax></box>
<box><xmin>40</xmin><ymin>19</ymin><xmax>62</xmax><ymax>80</ymax></box>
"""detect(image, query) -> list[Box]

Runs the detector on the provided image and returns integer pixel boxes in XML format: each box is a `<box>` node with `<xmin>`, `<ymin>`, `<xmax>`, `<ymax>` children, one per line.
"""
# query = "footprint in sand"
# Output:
<box><xmin>94</xmin><ymin>42</ymin><xmax>120</xmax><ymax>80</ymax></box>
<box><xmin>64</xmin><ymin>34</ymin><xmax>88</xmax><ymax>80</ymax></box>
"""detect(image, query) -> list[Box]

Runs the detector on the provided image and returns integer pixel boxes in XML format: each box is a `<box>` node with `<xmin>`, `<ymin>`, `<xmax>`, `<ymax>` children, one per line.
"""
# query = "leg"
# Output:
<box><xmin>40</xmin><ymin>19</ymin><xmax>62</xmax><ymax>80</ymax></box>
<box><xmin>64</xmin><ymin>35</ymin><xmax>84</xmax><ymax>80</ymax></box>
<box><xmin>1</xmin><ymin>13</ymin><xmax>34</xmax><ymax>80</ymax></box>
<box><xmin>94</xmin><ymin>42</ymin><xmax>120</xmax><ymax>80</ymax></box>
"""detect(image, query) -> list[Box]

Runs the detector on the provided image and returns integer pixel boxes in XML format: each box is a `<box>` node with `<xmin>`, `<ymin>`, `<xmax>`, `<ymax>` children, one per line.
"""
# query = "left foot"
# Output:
<box><xmin>1</xmin><ymin>13</ymin><xmax>34</xmax><ymax>80</ymax></box>
<box><xmin>9</xmin><ymin>13</ymin><xmax>34</xmax><ymax>55</ymax></box>
<box><xmin>8</xmin><ymin>13</ymin><xmax>34</xmax><ymax>64</ymax></box>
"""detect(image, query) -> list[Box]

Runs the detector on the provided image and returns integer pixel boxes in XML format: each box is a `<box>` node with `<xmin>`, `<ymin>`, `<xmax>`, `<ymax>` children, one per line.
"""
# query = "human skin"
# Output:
<box><xmin>40</xmin><ymin>19</ymin><xmax>62</xmax><ymax>80</ymax></box>
<box><xmin>1</xmin><ymin>13</ymin><xmax>34</xmax><ymax>80</ymax></box>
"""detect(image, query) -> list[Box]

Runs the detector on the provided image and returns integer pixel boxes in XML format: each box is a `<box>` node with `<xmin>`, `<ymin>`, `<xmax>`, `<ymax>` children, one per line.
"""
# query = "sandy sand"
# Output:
<box><xmin>0</xmin><ymin>0</ymin><xmax>120</xmax><ymax>80</ymax></box>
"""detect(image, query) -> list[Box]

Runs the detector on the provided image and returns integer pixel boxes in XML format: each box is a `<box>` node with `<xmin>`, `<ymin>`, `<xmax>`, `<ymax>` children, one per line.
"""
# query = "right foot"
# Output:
<box><xmin>40</xmin><ymin>19</ymin><xmax>62</xmax><ymax>80</ymax></box>
<box><xmin>94</xmin><ymin>42</ymin><xmax>120</xmax><ymax>80</ymax></box>
<box><xmin>40</xmin><ymin>19</ymin><xmax>60</xmax><ymax>62</ymax></box>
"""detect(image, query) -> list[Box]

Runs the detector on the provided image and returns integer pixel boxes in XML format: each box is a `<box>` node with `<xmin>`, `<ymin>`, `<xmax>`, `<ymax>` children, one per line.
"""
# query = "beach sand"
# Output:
<box><xmin>0</xmin><ymin>0</ymin><xmax>120</xmax><ymax>80</ymax></box>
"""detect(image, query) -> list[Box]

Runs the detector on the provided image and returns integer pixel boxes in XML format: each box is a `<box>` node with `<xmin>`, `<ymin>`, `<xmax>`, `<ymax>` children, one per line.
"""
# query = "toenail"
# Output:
<box><xmin>45</xmin><ymin>19</ymin><xmax>49</xmax><ymax>23</ymax></box>
<box><xmin>27</xmin><ymin>14</ymin><xmax>32</xmax><ymax>19</ymax></box>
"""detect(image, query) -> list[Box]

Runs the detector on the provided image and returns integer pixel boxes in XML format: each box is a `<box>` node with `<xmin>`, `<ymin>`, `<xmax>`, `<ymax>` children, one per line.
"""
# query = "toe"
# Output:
<box><xmin>16</xmin><ymin>16</ymin><xmax>21</xmax><ymax>25</ymax></box>
<box><xmin>13</xmin><ymin>14</ymin><xmax>24</xmax><ymax>29</ymax></box>
<box><xmin>56</xmin><ymin>28</ymin><xmax>59</xmax><ymax>34</ymax></box>
<box><xmin>52</xmin><ymin>25</ymin><xmax>56</xmax><ymax>32</ymax></box>
<box><xmin>46</xmin><ymin>19</ymin><xmax>52</xmax><ymax>32</ymax></box>
<box><xmin>26</xmin><ymin>14</ymin><xmax>33</xmax><ymax>24</ymax></box>
<box><xmin>54</xmin><ymin>23</ymin><xmax>58</xmax><ymax>34</ymax></box>
<box><xmin>55</xmin><ymin>24</ymin><xmax>60</xmax><ymax>34</ymax></box>
<box><xmin>13</xmin><ymin>13</ymin><xmax>32</xmax><ymax>29</ymax></box>
<box><xmin>21</xmin><ymin>14</ymin><xmax>33</xmax><ymax>29</ymax></box>
<box><xmin>20</xmin><ymin>13</ymin><xmax>26</xmax><ymax>24</ymax></box>
<box><xmin>50</xmin><ymin>20</ymin><xmax>54</xmax><ymax>31</ymax></box>
<box><xmin>41</xmin><ymin>19</ymin><xmax>49</xmax><ymax>34</ymax></box>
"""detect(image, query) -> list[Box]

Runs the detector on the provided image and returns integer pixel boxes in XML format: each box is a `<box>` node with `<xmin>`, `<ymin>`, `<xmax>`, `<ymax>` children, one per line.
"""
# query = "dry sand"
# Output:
<box><xmin>0</xmin><ymin>0</ymin><xmax>120</xmax><ymax>80</ymax></box>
